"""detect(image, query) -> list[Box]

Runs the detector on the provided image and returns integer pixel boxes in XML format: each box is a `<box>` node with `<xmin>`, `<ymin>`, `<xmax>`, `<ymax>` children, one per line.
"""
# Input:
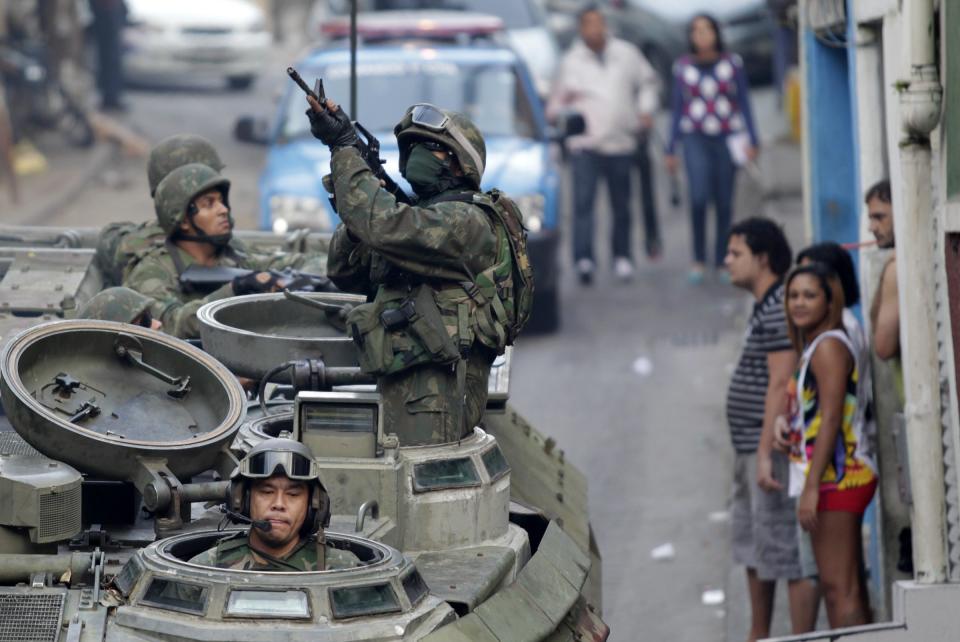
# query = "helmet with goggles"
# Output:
<box><xmin>228</xmin><ymin>437</ymin><xmax>331</xmax><ymax>535</ymax></box>
<box><xmin>394</xmin><ymin>103</ymin><xmax>487</xmax><ymax>190</ymax></box>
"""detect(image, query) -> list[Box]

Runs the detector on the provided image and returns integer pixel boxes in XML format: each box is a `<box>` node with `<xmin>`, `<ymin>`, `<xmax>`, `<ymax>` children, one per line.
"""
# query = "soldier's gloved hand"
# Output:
<box><xmin>305</xmin><ymin>98</ymin><xmax>358</xmax><ymax>151</ymax></box>
<box><xmin>284</xmin><ymin>272</ymin><xmax>338</xmax><ymax>293</ymax></box>
<box><xmin>232</xmin><ymin>271</ymin><xmax>284</xmax><ymax>296</ymax></box>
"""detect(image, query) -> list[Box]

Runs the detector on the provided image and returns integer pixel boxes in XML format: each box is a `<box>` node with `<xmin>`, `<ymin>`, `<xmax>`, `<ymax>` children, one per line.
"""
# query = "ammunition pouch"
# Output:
<box><xmin>347</xmin><ymin>285</ymin><xmax>459</xmax><ymax>377</ymax></box>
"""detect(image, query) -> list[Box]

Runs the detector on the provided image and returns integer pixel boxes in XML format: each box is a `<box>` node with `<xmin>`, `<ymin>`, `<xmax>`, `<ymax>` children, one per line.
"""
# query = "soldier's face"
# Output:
<box><xmin>249</xmin><ymin>475</ymin><xmax>309</xmax><ymax>549</ymax></box>
<box><xmin>185</xmin><ymin>189</ymin><xmax>231</xmax><ymax>237</ymax></box>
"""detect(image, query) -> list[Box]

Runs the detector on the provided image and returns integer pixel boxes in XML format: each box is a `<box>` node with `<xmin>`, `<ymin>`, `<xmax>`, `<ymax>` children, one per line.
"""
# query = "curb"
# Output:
<box><xmin>17</xmin><ymin>143</ymin><xmax>114</xmax><ymax>225</ymax></box>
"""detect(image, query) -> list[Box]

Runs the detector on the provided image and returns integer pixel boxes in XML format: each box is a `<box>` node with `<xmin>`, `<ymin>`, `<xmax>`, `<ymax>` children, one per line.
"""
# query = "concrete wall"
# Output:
<box><xmin>764</xmin><ymin>581</ymin><xmax>960</xmax><ymax>641</ymax></box>
<box><xmin>847</xmin><ymin>0</ymin><xmax>912</xmax><ymax>615</ymax></box>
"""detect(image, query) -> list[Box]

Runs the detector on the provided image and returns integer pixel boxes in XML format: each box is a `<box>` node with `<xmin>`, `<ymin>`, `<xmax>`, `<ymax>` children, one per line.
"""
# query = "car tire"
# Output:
<box><xmin>227</xmin><ymin>75</ymin><xmax>255</xmax><ymax>91</ymax></box>
<box><xmin>526</xmin><ymin>287</ymin><xmax>560</xmax><ymax>334</ymax></box>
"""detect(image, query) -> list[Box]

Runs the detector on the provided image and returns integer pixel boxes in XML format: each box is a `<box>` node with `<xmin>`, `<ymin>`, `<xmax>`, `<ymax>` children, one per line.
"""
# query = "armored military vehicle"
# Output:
<box><xmin>0</xmin><ymin>224</ymin><xmax>606</xmax><ymax>641</ymax></box>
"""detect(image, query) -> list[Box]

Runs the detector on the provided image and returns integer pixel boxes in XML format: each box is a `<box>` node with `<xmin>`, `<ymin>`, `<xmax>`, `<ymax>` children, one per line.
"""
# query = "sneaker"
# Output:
<box><xmin>687</xmin><ymin>266</ymin><xmax>705</xmax><ymax>285</ymax></box>
<box><xmin>614</xmin><ymin>257</ymin><xmax>635</xmax><ymax>282</ymax></box>
<box><xmin>576</xmin><ymin>258</ymin><xmax>595</xmax><ymax>285</ymax></box>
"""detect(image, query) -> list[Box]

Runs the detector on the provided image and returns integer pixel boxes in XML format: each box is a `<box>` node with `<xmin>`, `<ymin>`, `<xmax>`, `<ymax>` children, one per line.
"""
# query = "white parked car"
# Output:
<box><xmin>123</xmin><ymin>0</ymin><xmax>271</xmax><ymax>90</ymax></box>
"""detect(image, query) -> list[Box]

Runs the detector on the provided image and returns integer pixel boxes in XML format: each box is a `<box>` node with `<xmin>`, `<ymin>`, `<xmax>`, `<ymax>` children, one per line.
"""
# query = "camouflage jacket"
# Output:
<box><xmin>123</xmin><ymin>241</ymin><xmax>323</xmax><ymax>339</ymax></box>
<box><xmin>188</xmin><ymin>532</ymin><xmax>362</xmax><ymax>571</ymax></box>
<box><xmin>327</xmin><ymin>147</ymin><xmax>498</xmax><ymax>292</ymax></box>
<box><xmin>95</xmin><ymin>221</ymin><xmax>165</xmax><ymax>287</ymax></box>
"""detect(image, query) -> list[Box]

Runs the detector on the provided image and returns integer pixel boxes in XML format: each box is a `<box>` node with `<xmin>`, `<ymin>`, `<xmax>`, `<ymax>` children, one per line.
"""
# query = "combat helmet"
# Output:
<box><xmin>394</xmin><ymin>104</ymin><xmax>486</xmax><ymax>190</ymax></box>
<box><xmin>154</xmin><ymin>162</ymin><xmax>233</xmax><ymax>243</ymax></box>
<box><xmin>147</xmin><ymin>134</ymin><xmax>226</xmax><ymax>197</ymax></box>
<box><xmin>228</xmin><ymin>436</ymin><xmax>331</xmax><ymax>536</ymax></box>
<box><xmin>77</xmin><ymin>287</ymin><xmax>154</xmax><ymax>325</ymax></box>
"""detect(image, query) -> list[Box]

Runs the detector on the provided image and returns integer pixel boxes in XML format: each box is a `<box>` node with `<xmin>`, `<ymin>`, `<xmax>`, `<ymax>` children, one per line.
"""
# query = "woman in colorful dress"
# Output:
<box><xmin>664</xmin><ymin>13</ymin><xmax>759</xmax><ymax>284</ymax></box>
<box><xmin>783</xmin><ymin>262</ymin><xmax>876</xmax><ymax>628</ymax></box>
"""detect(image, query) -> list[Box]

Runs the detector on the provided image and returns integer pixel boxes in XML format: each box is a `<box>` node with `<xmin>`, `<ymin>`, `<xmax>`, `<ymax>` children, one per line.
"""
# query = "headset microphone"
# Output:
<box><xmin>223</xmin><ymin>507</ymin><xmax>272</xmax><ymax>533</ymax></box>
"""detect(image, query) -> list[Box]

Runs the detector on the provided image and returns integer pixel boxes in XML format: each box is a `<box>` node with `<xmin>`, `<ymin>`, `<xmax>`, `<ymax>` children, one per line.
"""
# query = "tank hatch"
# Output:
<box><xmin>197</xmin><ymin>291</ymin><xmax>365</xmax><ymax>380</ymax></box>
<box><xmin>0</xmin><ymin>320</ymin><xmax>246</xmax><ymax>480</ymax></box>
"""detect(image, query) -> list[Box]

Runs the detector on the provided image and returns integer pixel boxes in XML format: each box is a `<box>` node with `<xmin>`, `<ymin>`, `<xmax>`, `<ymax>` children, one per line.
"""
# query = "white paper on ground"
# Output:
<box><xmin>632</xmin><ymin>356</ymin><xmax>653</xmax><ymax>376</ymax></box>
<box><xmin>701</xmin><ymin>589</ymin><xmax>725</xmax><ymax>606</ymax></box>
<box><xmin>650</xmin><ymin>542</ymin><xmax>676</xmax><ymax>561</ymax></box>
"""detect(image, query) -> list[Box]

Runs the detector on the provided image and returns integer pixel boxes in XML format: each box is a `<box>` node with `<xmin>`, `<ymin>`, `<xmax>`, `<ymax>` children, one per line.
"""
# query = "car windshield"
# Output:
<box><xmin>327</xmin><ymin>0</ymin><xmax>539</xmax><ymax>29</ymax></box>
<box><xmin>282</xmin><ymin>60</ymin><xmax>538</xmax><ymax>141</ymax></box>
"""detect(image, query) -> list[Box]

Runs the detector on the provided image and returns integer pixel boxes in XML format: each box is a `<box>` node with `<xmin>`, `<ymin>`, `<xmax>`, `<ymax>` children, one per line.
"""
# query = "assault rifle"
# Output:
<box><xmin>287</xmin><ymin>67</ymin><xmax>412</xmax><ymax>207</ymax></box>
<box><xmin>179</xmin><ymin>264</ymin><xmax>337</xmax><ymax>295</ymax></box>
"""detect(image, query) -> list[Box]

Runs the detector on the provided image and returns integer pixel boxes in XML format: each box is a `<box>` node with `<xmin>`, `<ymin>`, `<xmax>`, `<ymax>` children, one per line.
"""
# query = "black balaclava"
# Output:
<box><xmin>402</xmin><ymin>143</ymin><xmax>469</xmax><ymax>199</ymax></box>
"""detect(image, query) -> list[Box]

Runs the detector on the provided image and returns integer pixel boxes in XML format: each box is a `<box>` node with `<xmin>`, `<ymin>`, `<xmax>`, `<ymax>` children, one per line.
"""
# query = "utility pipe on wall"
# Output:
<box><xmin>896</xmin><ymin>0</ymin><xmax>946</xmax><ymax>584</ymax></box>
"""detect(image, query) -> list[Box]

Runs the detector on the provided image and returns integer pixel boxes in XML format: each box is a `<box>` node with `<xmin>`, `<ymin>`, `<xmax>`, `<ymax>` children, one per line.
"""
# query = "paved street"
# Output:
<box><xmin>508</xmin><ymin>115</ymin><xmax>804</xmax><ymax>640</ymax></box>
<box><xmin>5</xmin><ymin>20</ymin><xmax>807</xmax><ymax>640</ymax></box>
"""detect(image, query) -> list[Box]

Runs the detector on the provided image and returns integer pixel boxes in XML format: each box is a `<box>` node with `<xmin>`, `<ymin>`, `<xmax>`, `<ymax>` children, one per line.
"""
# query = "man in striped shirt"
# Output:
<box><xmin>724</xmin><ymin>218</ymin><xmax>818</xmax><ymax>640</ymax></box>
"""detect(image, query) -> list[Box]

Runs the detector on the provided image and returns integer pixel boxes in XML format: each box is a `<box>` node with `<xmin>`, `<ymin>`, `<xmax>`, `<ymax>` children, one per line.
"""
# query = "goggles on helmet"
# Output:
<box><xmin>240</xmin><ymin>449</ymin><xmax>319</xmax><ymax>480</ymax></box>
<box><xmin>410</xmin><ymin>103</ymin><xmax>449</xmax><ymax>131</ymax></box>
<box><xmin>399</xmin><ymin>103</ymin><xmax>485</xmax><ymax>183</ymax></box>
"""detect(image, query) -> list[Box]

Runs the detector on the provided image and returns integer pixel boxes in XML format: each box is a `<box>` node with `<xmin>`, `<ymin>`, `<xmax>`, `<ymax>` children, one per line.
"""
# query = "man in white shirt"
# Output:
<box><xmin>547</xmin><ymin>5</ymin><xmax>659</xmax><ymax>284</ymax></box>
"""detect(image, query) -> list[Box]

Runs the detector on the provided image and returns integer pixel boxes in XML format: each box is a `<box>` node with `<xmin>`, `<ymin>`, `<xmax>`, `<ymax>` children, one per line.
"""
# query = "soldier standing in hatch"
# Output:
<box><xmin>190</xmin><ymin>438</ymin><xmax>361</xmax><ymax>571</ymax></box>
<box><xmin>305</xmin><ymin>97</ymin><xmax>532</xmax><ymax>446</ymax></box>
<box><xmin>123</xmin><ymin>163</ymin><xmax>315</xmax><ymax>339</ymax></box>
<box><xmin>96</xmin><ymin>134</ymin><xmax>226</xmax><ymax>287</ymax></box>
<box><xmin>99</xmin><ymin>134</ymin><xmax>328</xmax><ymax>288</ymax></box>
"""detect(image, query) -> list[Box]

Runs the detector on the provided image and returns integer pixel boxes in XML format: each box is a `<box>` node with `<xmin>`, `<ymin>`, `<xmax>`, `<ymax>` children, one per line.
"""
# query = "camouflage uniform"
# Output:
<box><xmin>76</xmin><ymin>287</ymin><xmax>153</xmax><ymax>324</ymax></box>
<box><xmin>189</xmin><ymin>532</ymin><xmax>361</xmax><ymax>571</ymax></box>
<box><xmin>124</xmin><ymin>242</ymin><xmax>322</xmax><ymax>339</ymax></box>
<box><xmin>327</xmin><ymin>143</ymin><xmax>499</xmax><ymax>446</ymax></box>
<box><xmin>95</xmin><ymin>221</ymin><xmax>166</xmax><ymax>287</ymax></box>
<box><xmin>123</xmin><ymin>163</ymin><xmax>325</xmax><ymax>339</ymax></box>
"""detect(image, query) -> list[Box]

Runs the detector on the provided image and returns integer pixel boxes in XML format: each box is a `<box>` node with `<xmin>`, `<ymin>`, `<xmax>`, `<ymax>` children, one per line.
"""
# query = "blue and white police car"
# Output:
<box><xmin>253</xmin><ymin>13</ymin><xmax>570</xmax><ymax>330</ymax></box>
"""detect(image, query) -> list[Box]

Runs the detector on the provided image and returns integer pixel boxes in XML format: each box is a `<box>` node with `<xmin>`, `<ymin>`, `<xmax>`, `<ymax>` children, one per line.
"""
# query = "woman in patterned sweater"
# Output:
<box><xmin>664</xmin><ymin>13</ymin><xmax>759</xmax><ymax>284</ymax></box>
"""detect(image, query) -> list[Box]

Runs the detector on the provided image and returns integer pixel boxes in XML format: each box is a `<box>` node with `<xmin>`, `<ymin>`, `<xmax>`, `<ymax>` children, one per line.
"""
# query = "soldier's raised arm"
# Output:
<box><xmin>306</xmin><ymin>100</ymin><xmax>498</xmax><ymax>279</ymax></box>
<box><xmin>330</xmin><ymin>147</ymin><xmax>497</xmax><ymax>277</ymax></box>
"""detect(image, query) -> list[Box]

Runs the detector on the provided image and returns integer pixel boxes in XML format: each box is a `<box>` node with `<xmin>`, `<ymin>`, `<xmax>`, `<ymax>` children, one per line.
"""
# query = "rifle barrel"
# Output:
<box><xmin>287</xmin><ymin>67</ymin><xmax>317</xmax><ymax>100</ymax></box>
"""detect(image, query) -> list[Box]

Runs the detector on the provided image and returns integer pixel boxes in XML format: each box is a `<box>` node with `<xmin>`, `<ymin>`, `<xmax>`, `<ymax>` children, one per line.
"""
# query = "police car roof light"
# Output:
<box><xmin>319</xmin><ymin>11</ymin><xmax>504</xmax><ymax>42</ymax></box>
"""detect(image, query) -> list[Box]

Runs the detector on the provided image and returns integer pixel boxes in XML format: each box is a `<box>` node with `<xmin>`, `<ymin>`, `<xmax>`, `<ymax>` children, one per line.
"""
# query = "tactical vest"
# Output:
<box><xmin>346</xmin><ymin>189</ymin><xmax>534</xmax><ymax>377</ymax></box>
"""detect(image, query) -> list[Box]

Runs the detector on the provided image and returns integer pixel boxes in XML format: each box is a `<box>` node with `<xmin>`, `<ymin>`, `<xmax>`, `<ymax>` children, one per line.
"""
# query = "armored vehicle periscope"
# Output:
<box><xmin>0</xmin><ymin>224</ymin><xmax>606</xmax><ymax>641</ymax></box>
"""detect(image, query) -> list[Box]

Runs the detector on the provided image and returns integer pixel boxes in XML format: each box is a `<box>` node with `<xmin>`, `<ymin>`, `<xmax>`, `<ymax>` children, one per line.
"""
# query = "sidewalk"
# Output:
<box><xmin>6</xmin><ymin>138</ymin><xmax>112</xmax><ymax>225</ymax></box>
<box><xmin>5</xmin><ymin>111</ymin><xmax>151</xmax><ymax>227</ymax></box>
